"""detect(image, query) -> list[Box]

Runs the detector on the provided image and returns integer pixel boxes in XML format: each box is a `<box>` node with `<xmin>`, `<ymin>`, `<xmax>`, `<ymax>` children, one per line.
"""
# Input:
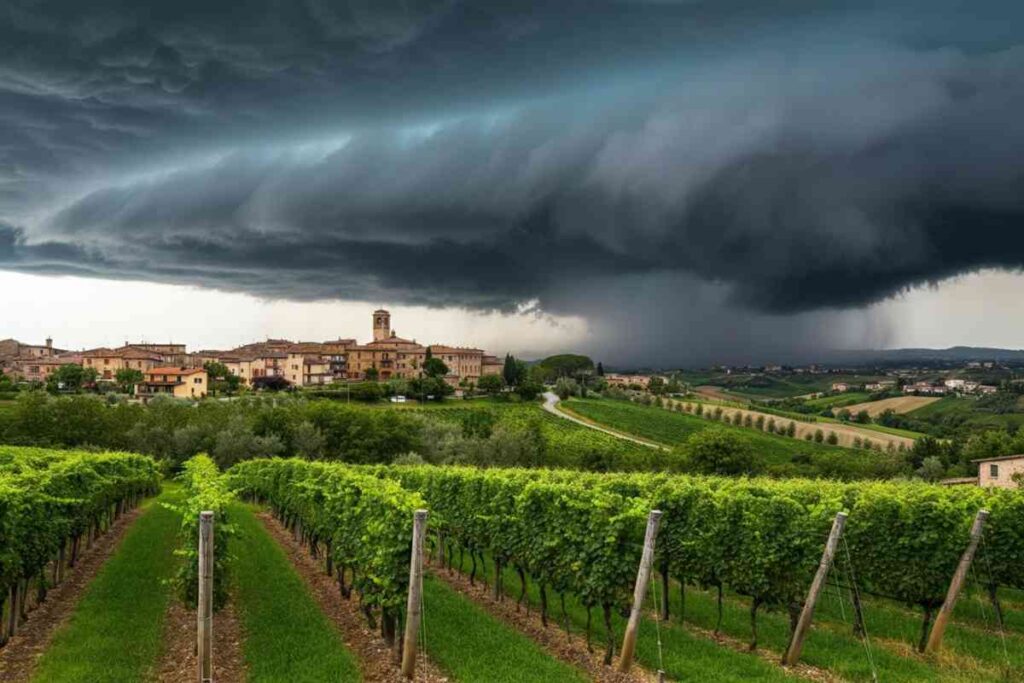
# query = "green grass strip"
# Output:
<box><xmin>422</xmin><ymin>573</ymin><xmax>589</xmax><ymax>682</ymax></box>
<box><xmin>32</xmin><ymin>486</ymin><xmax>182</xmax><ymax>683</ymax></box>
<box><xmin>230</xmin><ymin>502</ymin><xmax>361</xmax><ymax>683</ymax></box>
<box><xmin>446</xmin><ymin>553</ymin><xmax>795</xmax><ymax>682</ymax></box>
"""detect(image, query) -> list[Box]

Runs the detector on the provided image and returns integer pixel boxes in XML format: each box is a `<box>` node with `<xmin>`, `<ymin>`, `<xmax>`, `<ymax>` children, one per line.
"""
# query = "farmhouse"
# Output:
<box><xmin>831</xmin><ymin>382</ymin><xmax>850</xmax><ymax>392</ymax></box>
<box><xmin>135</xmin><ymin>366</ymin><xmax>208</xmax><ymax>401</ymax></box>
<box><xmin>972</xmin><ymin>454</ymin><xmax>1024</xmax><ymax>489</ymax></box>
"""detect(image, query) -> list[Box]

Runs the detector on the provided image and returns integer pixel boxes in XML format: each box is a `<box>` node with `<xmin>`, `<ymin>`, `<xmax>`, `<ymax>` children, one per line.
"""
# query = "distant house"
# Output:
<box><xmin>972</xmin><ymin>455</ymin><xmax>1024</xmax><ymax>489</ymax></box>
<box><xmin>865</xmin><ymin>380</ymin><xmax>895</xmax><ymax>391</ymax></box>
<box><xmin>977</xmin><ymin>385</ymin><xmax>998</xmax><ymax>395</ymax></box>
<box><xmin>903</xmin><ymin>382</ymin><xmax>946</xmax><ymax>395</ymax></box>
<box><xmin>831</xmin><ymin>382</ymin><xmax>850</xmax><ymax>392</ymax></box>
<box><xmin>135</xmin><ymin>366</ymin><xmax>208</xmax><ymax>401</ymax></box>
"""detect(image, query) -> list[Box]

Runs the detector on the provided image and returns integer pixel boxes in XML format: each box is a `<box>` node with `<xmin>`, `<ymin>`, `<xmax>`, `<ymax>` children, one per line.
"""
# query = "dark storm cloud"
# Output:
<box><xmin>2</xmin><ymin>0</ymin><xmax>1024</xmax><ymax>361</ymax></box>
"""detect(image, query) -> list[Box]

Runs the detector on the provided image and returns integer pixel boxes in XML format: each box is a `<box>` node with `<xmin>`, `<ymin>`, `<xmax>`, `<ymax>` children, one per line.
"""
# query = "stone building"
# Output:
<box><xmin>973</xmin><ymin>455</ymin><xmax>1024</xmax><ymax>489</ymax></box>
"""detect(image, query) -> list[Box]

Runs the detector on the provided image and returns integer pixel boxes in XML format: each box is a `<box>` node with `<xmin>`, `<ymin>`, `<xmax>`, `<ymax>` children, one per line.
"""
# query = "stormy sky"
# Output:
<box><xmin>2</xmin><ymin>0</ymin><xmax>1024</xmax><ymax>365</ymax></box>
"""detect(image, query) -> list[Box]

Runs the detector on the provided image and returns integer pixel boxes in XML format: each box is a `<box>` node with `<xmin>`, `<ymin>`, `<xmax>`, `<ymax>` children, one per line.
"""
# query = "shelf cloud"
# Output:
<box><xmin>2</xmin><ymin>1</ymin><xmax>1023</xmax><ymax>361</ymax></box>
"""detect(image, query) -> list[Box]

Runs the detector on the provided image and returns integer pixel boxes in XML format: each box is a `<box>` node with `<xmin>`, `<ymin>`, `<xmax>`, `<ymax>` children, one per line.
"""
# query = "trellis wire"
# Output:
<box><xmin>649</xmin><ymin>569</ymin><xmax>665</xmax><ymax>680</ymax></box>
<box><xmin>841</xmin><ymin>535</ymin><xmax>878</xmax><ymax>683</ymax></box>
<box><xmin>975</xmin><ymin>535</ymin><xmax>1011</xmax><ymax>676</ymax></box>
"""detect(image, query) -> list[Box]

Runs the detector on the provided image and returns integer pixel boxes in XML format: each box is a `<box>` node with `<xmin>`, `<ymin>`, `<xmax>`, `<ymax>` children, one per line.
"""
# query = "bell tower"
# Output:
<box><xmin>373</xmin><ymin>309</ymin><xmax>391</xmax><ymax>341</ymax></box>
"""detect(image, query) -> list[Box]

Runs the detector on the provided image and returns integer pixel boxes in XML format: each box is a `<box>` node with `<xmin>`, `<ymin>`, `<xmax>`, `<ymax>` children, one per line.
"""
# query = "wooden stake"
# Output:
<box><xmin>925</xmin><ymin>509</ymin><xmax>988</xmax><ymax>654</ymax></box>
<box><xmin>783</xmin><ymin>511</ymin><xmax>847</xmax><ymax>666</ymax></box>
<box><xmin>617</xmin><ymin>509</ymin><xmax>663</xmax><ymax>673</ymax></box>
<box><xmin>401</xmin><ymin>509</ymin><xmax>428</xmax><ymax>679</ymax></box>
<box><xmin>198</xmin><ymin>511</ymin><xmax>214</xmax><ymax>683</ymax></box>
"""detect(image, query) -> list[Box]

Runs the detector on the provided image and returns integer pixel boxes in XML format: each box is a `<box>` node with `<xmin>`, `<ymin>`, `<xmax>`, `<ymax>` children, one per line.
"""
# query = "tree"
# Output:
<box><xmin>204</xmin><ymin>361</ymin><xmax>230</xmax><ymax>379</ymax></box>
<box><xmin>503</xmin><ymin>354</ymin><xmax>519</xmax><ymax>386</ymax></box>
<box><xmin>555</xmin><ymin>377</ymin><xmax>579</xmax><ymax>400</ymax></box>
<box><xmin>364</xmin><ymin>367</ymin><xmax>380</xmax><ymax>382</ymax></box>
<box><xmin>252</xmin><ymin>375</ymin><xmax>292</xmax><ymax>392</ymax></box>
<box><xmin>516</xmin><ymin>381</ymin><xmax>543</xmax><ymax>401</ymax></box>
<box><xmin>916</xmin><ymin>456</ymin><xmax>946</xmax><ymax>482</ymax></box>
<box><xmin>423</xmin><ymin>357</ymin><xmax>449</xmax><ymax>378</ymax></box>
<box><xmin>46</xmin><ymin>363</ymin><xmax>97</xmax><ymax>393</ymax></box>
<box><xmin>826</xmin><ymin>431</ymin><xmax>839</xmax><ymax>445</ymax></box>
<box><xmin>115</xmin><ymin>368</ymin><xmax>144</xmax><ymax>394</ymax></box>
<box><xmin>596</xmin><ymin>362</ymin><xmax>605</xmax><ymax>376</ymax></box>
<box><xmin>684</xmin><ymin>428</ymin><xmax>756</xmax><ymax>475</ymax></box>
<box><xmin>408</xmin><ymin>375</ymin><xmax>454</xmax><ymax>401</ymax></box>
<box><xmin>536</xmin><ymin>354</ymin><xmax>594</xmax><ymax>380</ymax></box>
<box><xmin>855</xmin><ymin>410</ymin><xmax>871</xmax><ymax>424</ymax></box>
<box><xmin>814</xmin><ymin>428</ymin><xmax>824</xmax><ymax>443</ymax></box>
<box><xmin>477</xmin><ymin>374</ymin><xmax>505</xmax><ymax>395</ymax></box>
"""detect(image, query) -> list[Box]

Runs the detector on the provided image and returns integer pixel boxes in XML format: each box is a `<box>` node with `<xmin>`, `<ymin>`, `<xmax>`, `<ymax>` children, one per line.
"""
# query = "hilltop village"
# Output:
<box><xmin>0</xmin><ymin>309</ymin><xmax>503</xmax><ymax>398</ymax></box>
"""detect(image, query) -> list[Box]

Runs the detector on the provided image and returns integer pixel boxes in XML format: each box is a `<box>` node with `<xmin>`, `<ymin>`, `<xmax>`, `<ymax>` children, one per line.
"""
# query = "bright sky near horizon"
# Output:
<box><xmin>3</xmin><ymin>269</ymin><xmax>1023</xmax><ymax>365</ymax></box>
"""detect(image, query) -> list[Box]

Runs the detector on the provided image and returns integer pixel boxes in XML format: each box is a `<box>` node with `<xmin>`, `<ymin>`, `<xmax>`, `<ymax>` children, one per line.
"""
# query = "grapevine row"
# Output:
<box><xmin>228</xmin><ymin>458</ymin><xmax>426</xmax><ymax>645</ymax></box>
<box><xmin>375</xmin><ymin>466</ymin><xmax>1023</xmax><ymax>651</ymax></box>
<box><xmin>168</xmin><ymin>454</ymin><xmax>234</xmax><ymax>609</ymax></box>
<box><xmin>0</xmin><ymin>446</ymin><xmax>161</xmax><ymax>645</ymax></box>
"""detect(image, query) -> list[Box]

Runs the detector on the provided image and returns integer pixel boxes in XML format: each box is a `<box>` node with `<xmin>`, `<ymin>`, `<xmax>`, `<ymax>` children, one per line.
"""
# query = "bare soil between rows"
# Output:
<box><xmin>257</xmin><ymin>511</ymin><xmax>450</xmax><ymax>683</ymax></box>
<box><xmin>153</xmin><ymin>598</ymin><xmax>245</xmax><ymax>683</ymax></box>
<box><xmin>0</xmin><ymin>506</ymin><xmax>145</xmax><ymax>682</ymax></box>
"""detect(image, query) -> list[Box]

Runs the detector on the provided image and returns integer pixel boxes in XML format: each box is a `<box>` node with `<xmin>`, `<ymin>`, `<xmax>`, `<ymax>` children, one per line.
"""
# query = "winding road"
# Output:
<box><xmin>541</xmin><ymin>392</ymin><xmax>667</xmax><ymax>449</ymax></box>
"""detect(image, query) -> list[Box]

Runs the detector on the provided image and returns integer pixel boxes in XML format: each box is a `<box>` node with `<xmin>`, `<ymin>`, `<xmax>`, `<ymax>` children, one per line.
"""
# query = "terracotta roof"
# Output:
<box><xmin>971</xmin><ymin>454</ymin><xmax>1024</xmax><ymax>463</ymax></box>
<box><xmin>359</xmin><ymin>336</ymin><xmax>423</xmax><ymax>348</ymax></box>
<box><xmin>430</xmin><ymin>345</ymin><xmax>483</xmax><ymax>354</ymax></box>
<box><xmin>146</xmin><ymin>366</ymin><xmax>206</xmax><ymax>376</ymax></box>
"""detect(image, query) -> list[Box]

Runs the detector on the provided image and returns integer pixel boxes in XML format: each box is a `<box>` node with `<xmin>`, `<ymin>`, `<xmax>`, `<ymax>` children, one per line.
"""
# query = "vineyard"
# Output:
<box><xmin>0</xmin><ymin>444</ymin><xmax>1021</xmax><ymax>682</ymax></box>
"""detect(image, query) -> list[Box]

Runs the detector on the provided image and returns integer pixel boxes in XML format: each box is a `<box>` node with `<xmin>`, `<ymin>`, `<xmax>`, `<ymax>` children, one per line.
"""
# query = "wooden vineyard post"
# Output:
<box><xmin>198</xmin><ymin>511</ymin><xmax>214</xmax><ymax>683</ymax></box>
<box><xmin>925</xmin><ymin>509</ymin><xmax>989</xmax><ymax>654</ymax></box>
<box><xmin>783</xmin><ymin>511</ymin><xmax>848</xmax><ymax>667</ymax></box>
<box><xmin>401</xmin><ymin>509</ymin><xmax>428</xmax><ymax>679</ymax></box>
<box><xmin>617</xmin><ymin>509</ymin><xmax>663</xmax><ymax>673</ymax></box>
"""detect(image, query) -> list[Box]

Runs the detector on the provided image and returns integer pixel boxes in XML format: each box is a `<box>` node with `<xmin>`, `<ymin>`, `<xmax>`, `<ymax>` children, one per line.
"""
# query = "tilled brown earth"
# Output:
<box><xmin>429</xmin><ymin>563</ymin><xmax>656</xmax><ymax>683</ymax></box>
<box><xmin>0</xmin><ymin>508</ymin><xmax>144</xmax><ymax>682</ymax></box>
<box><xmin>257</xmin><ymin>511</ymin><xmax>450</xmax><ymax>683</ymax></box>
<box><xmin>154</xmin><ymin>599</ymin><xmax>245</xmax><ymax>683</ymax></box>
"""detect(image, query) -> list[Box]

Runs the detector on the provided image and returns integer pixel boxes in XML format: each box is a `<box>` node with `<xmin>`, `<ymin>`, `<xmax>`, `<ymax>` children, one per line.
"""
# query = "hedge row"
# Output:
<box><xmin>0</xmin><ymin>446</ymin><xmax>161</xmax><ymax>645</ymax></box>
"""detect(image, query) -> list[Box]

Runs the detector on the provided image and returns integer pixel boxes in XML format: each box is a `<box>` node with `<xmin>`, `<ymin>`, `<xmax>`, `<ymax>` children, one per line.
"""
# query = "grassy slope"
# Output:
<box><xmin>422</xmin><ymin>574</ymin><xmax>590</xmax><ymax>683</ymax></box>
<box><xmin>907</xmin><ymin>396</ymin><xmax>1024</xmax><ymax>434</ymax></box>
<box><xmin>230</xmin><ymin>503</ymin><xmax>361</xmax><ymax>683</ymax></box>
<box><xmin>32</xmin><ymin>486</ymin><xmax>182</xmax><ymax>683</ymax></box>
<box><xmin>804</xmin><ymin>392</ymin><xmax>873</xmax><ymax>409</ymax></box>
<box><xmin>566</xmin><ymin>398</ymin><xmax>859</xmax><ymax>464</ymax></box>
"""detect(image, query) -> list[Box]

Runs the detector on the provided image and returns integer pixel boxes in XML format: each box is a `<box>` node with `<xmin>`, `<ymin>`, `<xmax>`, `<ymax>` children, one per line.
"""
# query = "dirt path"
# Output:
<box><xmin>430</xmin><ymin>562</ymin><xmax>656</xmax><ymax>683</ymax></box>
<box><xmin>543</xmin><ymin>392</ymin><xmax>668</xmax><ymax>450</ymax></box>
<box><xmin>257</xmin><ymin>512</ymin><xmax>449</xmax><ymax>683</ymax></box>
<box><xmin>154</xmin><ymin>599</ymin><xmax>245</xmax><ymax>683</ymax></box>
<box><xmin>0</xmin><ymin>507</ymin><xmax>145</xmax><ymax>682</ymax></box>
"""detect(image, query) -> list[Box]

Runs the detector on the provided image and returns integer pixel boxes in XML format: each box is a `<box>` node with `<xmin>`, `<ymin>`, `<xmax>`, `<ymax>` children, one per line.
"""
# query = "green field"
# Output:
<box><xmin>564</xmin><ymin>397</ymin><xmax>907</xmax><ymax>478</ymax></box>
<box><xmin>905</xmin><ymin>396</ymin><xmax>1024</xmax><ymax>436</ymax></box>
<box><xmin>32</xmin><ymin>487</ymin><xmax>181</xmax><ymax>683</ymax></box>
<box><xmin>803</xmin><ymin>391</ymin><xmax>874</xmax><ymax>410</ymax></box>
<box><xmin>680</xmin><ymin>372</ymin><xmax>886</xmax><ymax>400</ymax></box>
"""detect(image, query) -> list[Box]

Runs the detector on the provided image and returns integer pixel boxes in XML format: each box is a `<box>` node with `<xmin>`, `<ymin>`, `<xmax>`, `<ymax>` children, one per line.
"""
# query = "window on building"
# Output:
<box><xmin>990</xmin><ymin>464</ymin><xmax>999</xmax><ymax>478</ymax></box>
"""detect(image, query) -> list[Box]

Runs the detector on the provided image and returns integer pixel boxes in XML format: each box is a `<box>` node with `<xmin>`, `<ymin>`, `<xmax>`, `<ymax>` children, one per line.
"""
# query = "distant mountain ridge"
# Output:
<box><xmin>826</xmin><ymin>346</ymin><xmax>1024</xmax><ymax>364</ymax></box>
